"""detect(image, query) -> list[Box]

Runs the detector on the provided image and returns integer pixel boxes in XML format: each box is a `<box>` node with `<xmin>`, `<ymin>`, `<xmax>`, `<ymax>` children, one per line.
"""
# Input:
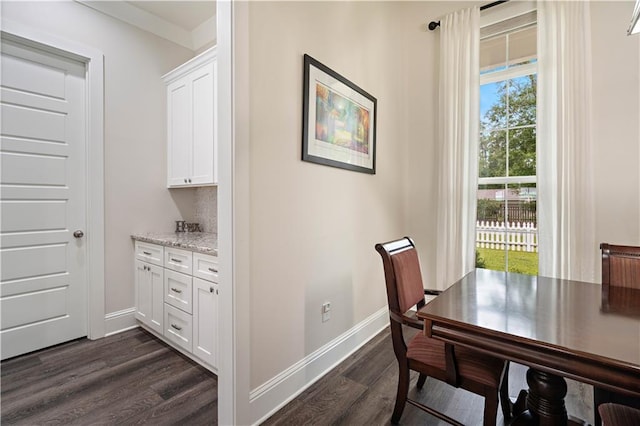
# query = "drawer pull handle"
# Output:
<box><xmin>208</xmin><ymin>267</ymin><xmax>218</xmax><ymax>273</ymax></box>
<box><xmin>170</xmin><ymin>287</ymin><xmax>182</xmax><ymax>294</ymax></box>
<box><xmin>209</xmin><ymin>287</ymin><xmax>214</xmax><ymax>293</ymax></box>
<box><xmin>170</xmin><ymin>258</ymin><xmax>182</xmax><ymax>263</ymax></box>
<box><xmin>143</xmin><ymin>251</ymin><xmax>152</xmax><ymax>255</ymax></box>
<box><xmin>171</xmin><ymin>324</ymin><xmax>182</xmax><ymax>331</ymax></box>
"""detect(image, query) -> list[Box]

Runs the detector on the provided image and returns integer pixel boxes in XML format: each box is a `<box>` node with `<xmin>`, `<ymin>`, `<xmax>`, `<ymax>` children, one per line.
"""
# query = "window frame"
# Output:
<box><xmin>477</xmin><ymin>23</ymin><xmax>539</xmax><ymax>274</ymax></box>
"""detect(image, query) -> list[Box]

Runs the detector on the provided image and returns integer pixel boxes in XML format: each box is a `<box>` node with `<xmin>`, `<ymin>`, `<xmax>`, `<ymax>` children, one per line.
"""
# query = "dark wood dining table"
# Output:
<box><xmin>417</xmin><ymin>268</ymin><xmax>640</xmax><ymax>425</ymax></box>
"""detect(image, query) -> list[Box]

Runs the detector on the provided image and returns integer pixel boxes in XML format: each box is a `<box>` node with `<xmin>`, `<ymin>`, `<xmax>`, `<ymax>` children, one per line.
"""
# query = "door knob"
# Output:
<box><xmin>73</xmin><ymin>230</ymin><xmax>84</xmax><ymax>238</ymax></box>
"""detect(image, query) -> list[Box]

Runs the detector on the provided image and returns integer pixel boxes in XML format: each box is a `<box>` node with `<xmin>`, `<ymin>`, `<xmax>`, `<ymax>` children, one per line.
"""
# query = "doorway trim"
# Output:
<box><xmin>217</xmin><ymin>1</ymin><xmax>252</xmax><ymax>424</ymax></box>
<box><xmin>1</xmin><ymin>19</ymin><xmax>106</xmax><ymax>339</ymax></box>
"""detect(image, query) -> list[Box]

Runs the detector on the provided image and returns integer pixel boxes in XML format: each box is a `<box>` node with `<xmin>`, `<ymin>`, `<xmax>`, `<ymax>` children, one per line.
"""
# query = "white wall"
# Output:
<box><xmin>591</xmin><ymin>1</ymin><xmax>640</xmax><ymax>259</ymax></box>
<box><xmin>2</xmin><ymin>1</ymin><xmax>198</xmax><ymax>314</ymax></box>
<box><xmin>245</xmin><ymin>0</ymin><xmax>477</xmax><ymax>394</ymax></box>
<box><xmin>248</xmin><ymin>1</ymin><xmax>408</xmax><ymax>389</ymax></box>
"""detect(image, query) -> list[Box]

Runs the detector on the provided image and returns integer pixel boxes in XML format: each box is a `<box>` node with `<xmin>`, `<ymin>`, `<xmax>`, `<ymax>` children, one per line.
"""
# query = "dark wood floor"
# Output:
<box><xmin>1</xmin><ymin>326</ymin><xmax>592</xmax><ymax>425</ymax></box>
<box><xmin>263</xmin><ymin>328</ymin><xmax>523</xmax><ymax>426</ymax></box>
<box><xmin>265</xmin><ymin>328</ymin><xmax>592</xmax><ymax>426</ymax></box>
<box><xmin>1</xmin><ymin>328</ymin><xmax>218</xmax><ymax>425</ymax></box>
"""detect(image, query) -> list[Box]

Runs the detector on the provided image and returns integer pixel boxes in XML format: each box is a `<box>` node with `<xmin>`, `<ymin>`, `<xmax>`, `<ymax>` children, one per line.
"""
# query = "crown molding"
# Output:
<box><xmin>75</xmin><ymin>1</ymin><xmax>214</xmax><ymax>51</ymax></box>
<box><xmin>193</xmin><ymin>14</ymin><xmax>217</xmax><ymax>50</ymax></box>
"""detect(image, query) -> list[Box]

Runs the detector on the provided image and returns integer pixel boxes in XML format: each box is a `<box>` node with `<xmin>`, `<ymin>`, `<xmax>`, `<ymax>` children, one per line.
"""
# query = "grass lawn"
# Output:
<box><xmin>476</xmin><ymin>248</ymin><xmax>538</xmax><ymax>275</ymax></box>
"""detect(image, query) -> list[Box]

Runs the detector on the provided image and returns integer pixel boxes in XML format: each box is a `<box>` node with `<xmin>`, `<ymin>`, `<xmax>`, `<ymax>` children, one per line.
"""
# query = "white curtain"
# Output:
<box><xmin>436</xmin><ymin>6</ymin><xmax>480</xmax><ymax>289</ymax></box>
<box><xmin>537</xmin><ymin>1</ymin><xmax>596</xmax><ymax>282</ymax></box>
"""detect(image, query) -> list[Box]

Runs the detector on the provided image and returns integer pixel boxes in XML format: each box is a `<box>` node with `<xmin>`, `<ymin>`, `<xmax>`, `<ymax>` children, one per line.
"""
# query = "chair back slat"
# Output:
<box><xmin>376</xmin><ymin>237</ymin><xmax>425</xmax><ymax>315</ymax></box>
<box><xmin>601</xmin><ymin>243</ymin><xmax>640</xmax><ymax>289</ymax></box>
<box><xmin>391</xmin><ymin>249</ymin><xmax>426</xmax><ymax>313</ymax></box>
<box><xmin>609</xmin><ymin>257</ymin><xmax>640</xmax><ymax>288</ymax></box>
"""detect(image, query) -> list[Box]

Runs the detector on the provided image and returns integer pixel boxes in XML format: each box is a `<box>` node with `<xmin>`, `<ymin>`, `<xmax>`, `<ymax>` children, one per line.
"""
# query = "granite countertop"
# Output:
<box><xmin>131</xmin><ymin>232</ymin><xmax>218</xmax><ymax>256</ymax></box>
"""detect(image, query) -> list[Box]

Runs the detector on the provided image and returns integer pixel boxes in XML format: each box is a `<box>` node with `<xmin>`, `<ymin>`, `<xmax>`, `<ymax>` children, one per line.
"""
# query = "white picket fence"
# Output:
<box><xmin>476</xmin><ymin>221</ymin><xmax>538</xmax><ymax>253</ymax></box>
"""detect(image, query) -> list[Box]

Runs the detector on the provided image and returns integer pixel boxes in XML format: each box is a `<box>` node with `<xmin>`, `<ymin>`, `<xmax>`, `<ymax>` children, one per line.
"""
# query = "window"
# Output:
<box><xmin>476</xmin><ymin>20</ymin><xmax>538</xmax><ymax>275</ymax></box>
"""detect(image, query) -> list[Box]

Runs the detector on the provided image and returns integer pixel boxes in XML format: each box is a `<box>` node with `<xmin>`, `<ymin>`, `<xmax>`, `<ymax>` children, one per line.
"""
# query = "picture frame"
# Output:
<box><xmin>302</xmin><ymin>54</ymin><xmax>377</xmax><ymax>174</ymax></box>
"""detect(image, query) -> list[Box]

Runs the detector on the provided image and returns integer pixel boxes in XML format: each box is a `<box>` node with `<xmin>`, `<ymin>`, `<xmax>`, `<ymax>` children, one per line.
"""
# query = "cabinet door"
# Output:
<box><xmin>148</xmin><ymin>263</ymin><xmax>164</xmax><ymax>334</ymax></box>
<box><xmin>134</xmin><ymin>260</ymin><xmax>163</xmax><ymax>334</ymax></box>
<box><xmin>167</xmin><ymin>77</ymin><xmax>192</xmax><ymax>187</ymax></box>
<box><xmin>193</xmin><ymin>277</ymin><xmax>217</xmax><ymax>367</ymax></box>
<box><xmin>134</xmin><ymin>260</ymin><xmax>151</xmax><ymax>324</ymax></box>
<box><xmin>190</xmin><ymin>62</ymin><xmax>215</xmax><ymax>186</ymax></box>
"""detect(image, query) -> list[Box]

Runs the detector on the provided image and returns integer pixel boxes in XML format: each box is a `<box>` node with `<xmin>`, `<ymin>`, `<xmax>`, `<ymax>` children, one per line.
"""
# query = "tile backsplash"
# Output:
<box><xmin>194</xmin><ymin>187</ymin><xmax>217</xmax><ymax>233</ymax></box>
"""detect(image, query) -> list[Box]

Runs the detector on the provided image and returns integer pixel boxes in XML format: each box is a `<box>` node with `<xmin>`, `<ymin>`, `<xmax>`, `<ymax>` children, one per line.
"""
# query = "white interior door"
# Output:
<box><xmin>0</xmin><ymin>37</ymin><xmax>88</xmax><ymax>360</ymax></box>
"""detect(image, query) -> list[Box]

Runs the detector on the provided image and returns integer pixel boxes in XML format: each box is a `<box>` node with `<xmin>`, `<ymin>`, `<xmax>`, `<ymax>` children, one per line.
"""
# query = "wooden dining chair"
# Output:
<box><xmin>595</xmin><ymin>243</ymin><xmax>640</xmax><ymax>425</ymax></box>
<box><xmin>599</xmin><ymin>403</ymin><xmax>640</xmax><ymax>426</ymax></box>
<box><xmin>375</xmin><ymin>237</ymin><xmax>511</xmax><ymax>425</ymax></box>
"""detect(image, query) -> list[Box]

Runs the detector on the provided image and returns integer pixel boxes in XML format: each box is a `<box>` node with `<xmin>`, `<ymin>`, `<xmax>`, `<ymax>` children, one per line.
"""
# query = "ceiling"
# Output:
<box><xmin>126</xmin><ymin>1</ymin><xmax>216</xmax><ymax>32</ymax></box>
<box><xmin>77</xmin><ymin>0</ymin><xmax>217</xmax><ymax>51</ymax></box>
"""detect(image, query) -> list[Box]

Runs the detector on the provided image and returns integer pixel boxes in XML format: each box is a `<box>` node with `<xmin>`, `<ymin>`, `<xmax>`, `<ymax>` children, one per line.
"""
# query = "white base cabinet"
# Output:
<box><xmin>134</xmin><ymin>241</ymin><xmax>218</xmax><ymax>371</ymax></box>
<box><xmin>134</xmin><ymin>260</ymin><xmax>163</xmax><ymax>335</ymax></box>
<box><xmin>134</xmin><ymin>242</ymin><xmax>165</xmax><ymax>335</ymax></box>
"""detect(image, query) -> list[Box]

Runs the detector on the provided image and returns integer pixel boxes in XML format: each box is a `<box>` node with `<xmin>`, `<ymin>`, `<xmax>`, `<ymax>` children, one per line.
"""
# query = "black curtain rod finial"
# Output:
<box><xmin>428</xmin><ymin>21</ymin><xmax>440</xmax><ymax>31</ymax></box>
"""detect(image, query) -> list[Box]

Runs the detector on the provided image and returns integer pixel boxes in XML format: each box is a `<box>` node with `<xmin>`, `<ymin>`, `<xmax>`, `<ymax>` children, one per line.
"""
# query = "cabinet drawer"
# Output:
<box><xmin>164</xmin><ymin>269</ymin><xmax>193</xmax><ymax>314</ymax></box>
<box><xmin>135</xmin><ymin>242</ymin><xmax>163</xmax><ymax>267</ymax></box>
<box><xmin>164</xmin><ymin>247</ymin><xmax>193</xmax><ymax>274</ymax></box>
<box><xmin>164</xmin><ymin>304</ymin><xmax>193</xmax><ymax>352</ymax></box>
<box><xmin>193</xmin><ymin>253</ymin><xmax>218</xmax><ymax>282</ymax></box>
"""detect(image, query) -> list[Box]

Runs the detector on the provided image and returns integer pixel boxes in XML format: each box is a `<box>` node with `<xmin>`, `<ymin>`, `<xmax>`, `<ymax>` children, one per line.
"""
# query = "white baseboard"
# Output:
<box><xmin>250</xmin><ymin>306</ymin><xmax>389</xmax><ymax>425</ymax></box>
<box><xmin>104</xmin><ymin>308</ymin><xmax>138</xmax><ymax>336</ymax></box>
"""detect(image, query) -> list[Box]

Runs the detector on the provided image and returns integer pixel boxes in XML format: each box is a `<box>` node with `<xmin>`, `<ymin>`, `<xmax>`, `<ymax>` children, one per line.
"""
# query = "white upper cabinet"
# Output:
<box><xmin>163</xmin><ymin>47</ymin><xmax>217</xmax><ymax>188</ymax></box>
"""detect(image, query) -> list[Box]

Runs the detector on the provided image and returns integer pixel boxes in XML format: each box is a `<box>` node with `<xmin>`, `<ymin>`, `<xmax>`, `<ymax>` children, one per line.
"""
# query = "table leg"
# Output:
<box><xmin>511</xmin><ymin>368</ymin><xmax>568</xmax><ymax>425</ymax></box>
<box><xmin>526</xmin><ymin>369</ymin><xmax>569</xmax><ymax>424</ymax></box>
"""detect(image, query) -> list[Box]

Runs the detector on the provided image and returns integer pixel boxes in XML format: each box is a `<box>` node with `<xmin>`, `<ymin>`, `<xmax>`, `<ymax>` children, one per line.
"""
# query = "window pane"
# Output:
<box><xmin>480</xmin><ymin>81</ymin><xmax>507</xmax><ymax>129</ymax></box>
<box><xmin>505</xmin><ymin>183</ymin><xmax>538</xmax><ymax>275</ymax></box>
<box><xmin>505</xmin><ymin>183</ymin><xmax>537</xmax><ymax>223</ymax></box>
<box><xmin>476</xmin><ymin>184</ymin><xmax>508</xmax><ymax>272</ymax></box>
<box><xmin>508</xmin><ymin>127</ymin><xmax>536</xmax><ymax>177</ymax></box>
<box><xmin>479</xmin><ymin>130</ymin><xmax>506</xmax><ymax>177</ymax></box>
<box><xmin>477</xmin><ymin>184</ymin><xmax>507</xmax><ymax>223</ymax></box>
<box><xmin>508</xmin><ymin>75</ymin><xmax>536</xmax><ymax>127</ymax></box>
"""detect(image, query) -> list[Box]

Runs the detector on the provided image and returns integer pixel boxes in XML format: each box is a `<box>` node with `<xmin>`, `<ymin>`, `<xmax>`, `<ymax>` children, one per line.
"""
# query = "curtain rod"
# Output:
<box><xmin>428</xmin><ymin>1</ymin><xmax>509</xmax><ymax>30</ymax></box>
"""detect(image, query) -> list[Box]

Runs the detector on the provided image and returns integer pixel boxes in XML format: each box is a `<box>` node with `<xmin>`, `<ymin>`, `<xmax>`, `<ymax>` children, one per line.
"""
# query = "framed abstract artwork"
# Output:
<box><xmin>302</xmin><ymin>54</ymin><xmax>377</xmax><ymax>174</ymax></box>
